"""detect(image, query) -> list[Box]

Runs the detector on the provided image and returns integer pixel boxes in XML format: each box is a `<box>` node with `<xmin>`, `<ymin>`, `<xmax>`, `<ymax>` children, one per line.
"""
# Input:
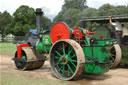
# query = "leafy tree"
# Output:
<box><xmin>58</xmin><ymin>8</ymin><xmax>81</xmax><ymax>27</ymax></box>
<box><xmin>114</xmin><ymin>5</ymin><xmax>128</xmax><ymax>15</ymax></box>
<box><xmin>7</xmin><ymin>5</ymin><xmax>35</xmax><ymax>36</ymax></box>
<box><xmin>53</xmin><ymin>0</ymin><xmax>87</xmax><ymax>27</ymax></box>
<box><xmin>80</xmin><ymin>8</ymin><xmax>97</xmax><ymax>18</ymax></box>
<box><xmin>42</xmin><ymin>16</ymin><xmax>52</xmax><ymax>30</ymax></box>
<box><xmin>97</xmin><ymin>4</ymin><xmax>115</xmax><ymax>16</ymax></box>
<box><xmin>97</xmin><ymin>4</ymin><xmax>128</xmax><ymax>16</ymax></box>
<box><xmin>64</xmin><ymin>0</ymin><xmax>88</xmax><ymax>11</ymax></box>
<box><xmin>0</xmin><ymin>11</ymin><xmax>12</xmax><ymax>41</ymax></box>
<box><xmin>8</xmin><ymin>5</ymin><xmax>51</xmax><ymax>36</ymax></box>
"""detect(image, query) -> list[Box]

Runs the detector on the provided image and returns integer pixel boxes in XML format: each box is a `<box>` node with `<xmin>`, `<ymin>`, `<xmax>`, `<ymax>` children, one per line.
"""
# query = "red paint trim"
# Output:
<box><xmin>17</xmin><ymin>43</ymin><xmax>30</xmax><ymax>58</ymax></box>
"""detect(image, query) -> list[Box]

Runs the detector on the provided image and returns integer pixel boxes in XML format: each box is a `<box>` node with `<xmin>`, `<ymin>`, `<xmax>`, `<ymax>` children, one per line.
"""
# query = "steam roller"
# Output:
<box><xmin>13</xmin><ymin>8</ymin><xmax>47</xmax><ymax>70</ymax></box>
<box><xmin>13</xmin><ymin>8</ymin><xmax>122</xmax><ymax>80</ymax></box>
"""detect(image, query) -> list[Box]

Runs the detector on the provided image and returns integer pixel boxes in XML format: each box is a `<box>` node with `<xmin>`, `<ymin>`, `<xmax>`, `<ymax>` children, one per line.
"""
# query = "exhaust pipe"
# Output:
<box><xmin>35</xmin><ymin>8</ymin><xmax>43</xmax><ymax>34</ymax></box>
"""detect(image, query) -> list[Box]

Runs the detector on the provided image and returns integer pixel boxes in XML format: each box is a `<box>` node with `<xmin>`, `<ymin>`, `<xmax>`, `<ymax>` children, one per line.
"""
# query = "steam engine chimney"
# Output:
<box><xmin>35</xmin><ymin>8</ymin><xmax>43</xmax><ymax>34</ymax></box>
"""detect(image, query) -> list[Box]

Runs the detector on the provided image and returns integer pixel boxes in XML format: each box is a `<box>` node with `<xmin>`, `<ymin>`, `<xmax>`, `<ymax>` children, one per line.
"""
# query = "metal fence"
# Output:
<box><xmin>0</xmin><ymin>36</ymin><xmax>26</xmax><ymax>42</ymax></box>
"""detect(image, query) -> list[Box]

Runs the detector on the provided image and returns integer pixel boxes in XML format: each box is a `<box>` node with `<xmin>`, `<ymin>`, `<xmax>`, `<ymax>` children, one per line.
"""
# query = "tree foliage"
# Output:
<box><xmin>7</xmin><ymin>5</ymin><xmax>51</xmax><ymax>36</ymax></box>
<box><xmin>54</xmin><ymin>2</ymin><xmax>128</xmax><ymax>28</ymax></box>
<box><xmin>1</xmin><ymin>3</ymin><xmax>128</xmax><ymax>38</ymax></box>
<box><xmin>53</xmin><ymin>0</ymin><xmax>87</xmax><ymax>27</ymax></box>
<box><xmin>97</xmin><ymin>4</ymin><xmax>128</xmax><ymax>16</ymax></box>
<box><xmin>80</xmin><ymin>8</ymin><xmax>97</xmax><ymax>18</ymax></box>
<box><xmin>7</xmin><ymin>5</ymin><xmax>35</xmax><ymax>36</ymax></box>
<box><xmin>0</xmin><ymin>11</ymin><xmax>12</xmax><ymax>41</ymax></box>
<box><xmin>42</xmin><ymin>16</ymin><xmax>52</xmax><ymax>30</ymax></box>
<box><xmin>64</xmin><ymin>0</ymin><xmax>88</xmax><ymax>11</ymax></box>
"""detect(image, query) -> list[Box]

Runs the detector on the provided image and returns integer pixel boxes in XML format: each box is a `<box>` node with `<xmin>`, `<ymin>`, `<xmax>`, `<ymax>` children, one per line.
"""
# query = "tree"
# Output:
<box><xmin>53</xmin><ymin>0</ymin><xmax>88</xmax><ymax>27</ymax></box>
<box><xmin>8</xmin><ymin>5</ymin><xmax>51</xmax><ymax>36</ymax></box>
<box><xmin>97</xmin><ymin>4</ymin><xmax>115</xmax><ymax>16</ymax></box>
<box><xmin>7</xmin><ymin>5</ymin><xmax>36</xmax><ymax>36</ymax></box>
<box><xmin>97</xmin><ymin>4</ymin><xmax>128</xmax><ymax>16</ymax></box>
<box><xmin>0</xmin><ymin>11</ymin><xmax>12</xmax><ymax>41</ymax></box>
<box><xmin>64</xmin><ymin>0</ymin><xmax>88</xmax><ymax>11</ymax></box>
<box><xmin>42</xmin><ymin>16</ymin><xmax>52</xmax><ymax>30</ymax></box>
<box><xmin>80</xmin><ymin>8</ymin><xmax>97</xmax><ymax>18</ymax></box>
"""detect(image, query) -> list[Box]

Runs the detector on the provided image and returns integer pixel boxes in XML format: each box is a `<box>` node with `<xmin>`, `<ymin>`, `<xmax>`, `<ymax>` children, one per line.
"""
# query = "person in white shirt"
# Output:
<box><xmin>122</xmin><ymin>24</ymin><xmax>128</xmax><ymax>45</ymax></box>
<box><xmin>109</xmin><ymin>16</ymin><xmax>122</xmax><ymax>45</ymax></box>
<box><xmin>122</xmin><ymin>24</ymin><xmax>128</xmax><ymax>37</ymax></box>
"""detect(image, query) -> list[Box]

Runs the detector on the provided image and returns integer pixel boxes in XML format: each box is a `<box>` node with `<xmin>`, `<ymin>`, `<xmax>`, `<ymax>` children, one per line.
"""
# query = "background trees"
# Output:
<box><xmin>0</xmin><ymin>1</ymin><xmax>128</xmax><ymax>41</ymax></box>
<box><xmin>7</xmin><ymin>5</ymin><xmax>51</xmax><ymax>36</ymax></box>
<box><xmin>97</xmin><ymin>4</ymin><xmax>128</xmax><ymax>16</ymax></box>
<box><xmin>54</xmin><ymin>1</ymin><xmax>128</xmax><ymax>28</ymax></box>
<box><xmin>53</xmin><ymin>0</ymin><xmax>88</xmax><ymax>27</ymax></box>
<box><xmin>0</xmin><ymin>11</ymin><xmax>12</xmax><ymax>41</ymax></box>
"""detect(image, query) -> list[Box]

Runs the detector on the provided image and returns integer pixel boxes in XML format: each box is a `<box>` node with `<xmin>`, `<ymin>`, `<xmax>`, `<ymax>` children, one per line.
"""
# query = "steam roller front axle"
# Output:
<box><xmin>13</xmin><ymin>47</ymin><xmax>46</xmax><ymax>70</ymax></box>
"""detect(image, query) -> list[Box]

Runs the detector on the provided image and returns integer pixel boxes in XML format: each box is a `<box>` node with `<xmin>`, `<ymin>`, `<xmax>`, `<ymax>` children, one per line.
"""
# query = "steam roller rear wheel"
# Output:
<box><xmin>14</xmin><ymin>48</ymin><xmax>45</xmax><ymax>70</ymax></box>
<box><xmin>110</xmin><ymin>44</ymin><xmax>122</xmax><ymax>68</ymax></box>
<box><xmin>50</xmin><ymin>39</ymin><xmax>85</xmax><ymax>80</ymax></box>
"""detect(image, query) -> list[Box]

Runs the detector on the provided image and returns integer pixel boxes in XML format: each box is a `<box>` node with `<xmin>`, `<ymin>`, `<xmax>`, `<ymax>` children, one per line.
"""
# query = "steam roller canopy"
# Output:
<box><xmin>50</xmin><ymin>22</ymin><xmax>71</xmax><ymax>44</ymax></box>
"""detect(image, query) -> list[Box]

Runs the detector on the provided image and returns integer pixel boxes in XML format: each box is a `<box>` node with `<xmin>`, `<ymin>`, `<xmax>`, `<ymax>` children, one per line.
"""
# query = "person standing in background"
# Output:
<box><xmin>122</xmin><ymin>24</ymin><xmax>128</xmax><ymax>37</ymax></box>
<box><xmin>122</xmin><ymin>24</ymin><xmax>128</xmax><ymax>45</ymax></box>
<box><xmin>109</xmin><ymin>16</ymin><xmax>122</xmax><ymax>45</ymax></box>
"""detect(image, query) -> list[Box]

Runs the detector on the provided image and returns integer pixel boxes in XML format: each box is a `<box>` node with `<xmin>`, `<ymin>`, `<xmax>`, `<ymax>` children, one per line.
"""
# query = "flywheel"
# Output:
<box><xmin>50</xmin><ymin>22</ymin><xmax>71</xmax><ymax>44</ymax></box>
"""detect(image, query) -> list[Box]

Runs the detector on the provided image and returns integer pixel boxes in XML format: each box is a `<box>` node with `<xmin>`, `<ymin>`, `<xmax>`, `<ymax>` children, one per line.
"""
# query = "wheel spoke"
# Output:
<box><xmin>62</xmin><ymin>65</ymin><xmax>65</xmax><ymax>76</ymax></box>
<box><xmin>68</xmin><ymin>49</ymin><xmax>72</xmax><ymax>56</ymax></box>
<box><xmin>68</xmin><ymin>67</ymin><xmax>70</xmax><ymax>76</ymax></box>
<box><xmin>68</xmin><ymin>45</ymin><xmax>71</xmax><ymax>52</ymax></box>
<box><xmin>110</xmin><ymin>55</ymin><xmax>115</xmax><ymax>61</ymax></box>
<box><xmin>58</xmin><ymin>65</ymin><xmax>63</xmax><ymax>72</ymax></box>
<box><xmin>55</xmin><ymin>51</ymin><xmax>62</xmax><ymax>57</ymax></box>
<box><xmin>70</xmin><ymin>61</ymin><xmax>77</xmax><ymax>68</ymax></box>
<box><xmin>63</xmin><ymin>43</ymin><xmax>66</xmax><ymax>55</ymax></box>
<box><xmin>70</xmin><ymin>60</ymin><xmax>77</xmax><ymax>62</ymax></box>
<box><xmin>55</xmin><ymin>56</ymin><xmax>59</xmax><ymax>59</ymax></box>
<box><xmin>55</xmin><ymin>61</ymin><xmax>61</xmax><ymax>66</ymax></box>
<box><xmin>67</xmin><ymin>64</ymin><xmax>74</xmax><ymax>74</ymax></box>
<box><xmin>71</xmin><ymin>54</ymin><xmax>76</xmax><ymax>58</ymax></box>
<box><xmin>59</xmin><ymin>45</ymin><xmax>63</xmax><ymax>51</ymax></box>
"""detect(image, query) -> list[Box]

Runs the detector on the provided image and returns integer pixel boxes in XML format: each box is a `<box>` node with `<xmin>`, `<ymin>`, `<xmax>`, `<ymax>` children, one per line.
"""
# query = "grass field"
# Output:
<box><xmin>0</xmin><ymin>42</ymin><xmax>16</xmax><ymax>56</ymax></box>
<box><xmin>0</xmin><ymin>72</ymin><xmax>68</xmax><ymax>85</ymax></box>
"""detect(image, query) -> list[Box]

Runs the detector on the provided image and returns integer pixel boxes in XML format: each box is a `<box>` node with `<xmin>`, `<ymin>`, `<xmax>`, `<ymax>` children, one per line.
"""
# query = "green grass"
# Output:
<box><xmin>0</xmin><ymin>42</ymin><xmax>16</xmax><ymax>56</ymax></box>
<box><xmin>0</xmin><ymin>72</ymin><xmax>68</xmax><ymax>85</ymax></box>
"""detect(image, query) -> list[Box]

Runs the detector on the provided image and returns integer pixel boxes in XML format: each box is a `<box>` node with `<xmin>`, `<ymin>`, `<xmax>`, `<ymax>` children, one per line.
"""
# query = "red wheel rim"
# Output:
<box><xmin>50</xmin><ymin>22</ymin><xmax>70</xmax><ymax>44</ymax></box>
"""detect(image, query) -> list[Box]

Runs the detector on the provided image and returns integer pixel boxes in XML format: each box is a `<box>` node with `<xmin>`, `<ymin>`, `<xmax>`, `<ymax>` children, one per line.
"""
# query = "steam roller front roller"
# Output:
<box><xmin>49</xmin><ymin>39</ymin><xmax>85</xmax><ymax>80</ymax></box>
<box><xmin>110</xmin><ymin>44</ymin><xmax>122</xmax><ymax>68</ymax></box>
<box><xmin>13</xmin><ymin>47</ymin><xmax>46</xmax><ymax>70</ymax></box>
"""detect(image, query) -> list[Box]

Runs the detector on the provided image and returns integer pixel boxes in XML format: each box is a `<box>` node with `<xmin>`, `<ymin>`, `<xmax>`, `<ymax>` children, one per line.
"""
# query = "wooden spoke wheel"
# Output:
<box><xmin>110</xmin><ymin>44</ymin><xmax>122</xmax><ymax>68</ymax></box>
<box><xmin>50</xmin><ymin>39</ymin><xmax>85</xmax><ymax>80</ymax></box>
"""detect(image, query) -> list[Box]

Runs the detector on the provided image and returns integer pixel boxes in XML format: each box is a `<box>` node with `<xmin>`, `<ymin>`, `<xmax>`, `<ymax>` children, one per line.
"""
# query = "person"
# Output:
<box><xmin>122</xmin><ymin>24</ymin><xmax>128</xmax><ymax>45</ymax></box>
<box><xmin>122</xmin><ymin>24</ymin><xmax>128</xmax><ymax>37</ymax></box>
<box><xmin>109</xmin><ymin>16</ymin><xmax>122</xmax><ymax>45</ymax></box>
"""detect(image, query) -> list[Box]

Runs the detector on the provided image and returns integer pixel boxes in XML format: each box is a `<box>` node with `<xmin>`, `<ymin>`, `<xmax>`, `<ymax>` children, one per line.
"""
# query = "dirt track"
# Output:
<box><xmin>0</xmin><ymin>54</ymin><xmax>128</xmax><ymax>85</ymax></box>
